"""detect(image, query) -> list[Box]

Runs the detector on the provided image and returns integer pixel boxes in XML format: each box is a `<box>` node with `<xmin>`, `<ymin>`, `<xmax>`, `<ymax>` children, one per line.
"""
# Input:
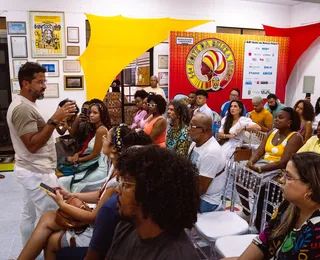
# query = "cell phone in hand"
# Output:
<box><xmin>39</xmin><ymin>183</ymin><xmax>56</xmax><ymax>194</ymax></box>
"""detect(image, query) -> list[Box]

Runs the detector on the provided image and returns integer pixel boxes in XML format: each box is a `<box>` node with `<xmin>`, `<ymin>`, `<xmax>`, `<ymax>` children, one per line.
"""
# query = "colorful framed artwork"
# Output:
<box><xmin>44</xmin><ymin>83</ymin><xmax>59</xmax><ymax>98</ymax></box>
<box><xmin>11</xmin><ymin>36</ymin><xmax>28</xmax><ymax>58</ymax></box>
<box><xmin>12</xmin><ymin>59</ymin><xmax>27</xmax><ymax>78</ymax></box>
<box><xmin>64</xmin><ymin>75</ymin><xmax>84</xmax><ymax>90</ymax></box>
<box><xmin>67</xmin><ymin>27</ymin><xmax>79</xmax><ymax>43</ymax></box>
<box><xmin>37</xmin><ymin>60</ymin><xmax>59</xmax><ymax>77</ymax></box>
<box><xmin>29</xmin><ymin>11</ymin><xmax>66</xmax><ymax>58</ymax></box>
<box><xmin>11</xmin><ymin>79</ymin><xmax>20</xmax><ymax>94</ymax></box>
<box><xmin>7</xmin><ymin>21</ymin><xmax>26</xmax><ymax>35</ymax></box>
<box><xmin>63</xmin><ymin>60</ymin><xmax>81</xmax><ymax>72</ymax></box>
<box><xmin>158</xmin><ymin>55</ymin><xmax>168</xmax><ymax>69</ymax></box>
<box><xmin>67</xmin><ymin>46</ymin><xmax>80</xmax><ymax>56</ymax></box>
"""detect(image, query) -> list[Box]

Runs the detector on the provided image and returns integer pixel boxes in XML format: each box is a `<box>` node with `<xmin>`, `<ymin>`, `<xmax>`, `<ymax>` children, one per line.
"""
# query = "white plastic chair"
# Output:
<box><xmin>214</xmin><ymin>176</ymin><xmax>282</xmax><ymax>258</ymax></box>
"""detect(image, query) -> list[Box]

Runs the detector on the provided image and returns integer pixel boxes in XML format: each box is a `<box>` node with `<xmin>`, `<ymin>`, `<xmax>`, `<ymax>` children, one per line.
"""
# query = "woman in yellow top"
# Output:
<box><xmin>247</xmin><ymin>107</ymin><xmax>303</xmax><ymax>173</ymax></box>
<box><xmin>294</xmin><ymin>99</ymin><xmax>315</xmax><ymax>143</ymax></box>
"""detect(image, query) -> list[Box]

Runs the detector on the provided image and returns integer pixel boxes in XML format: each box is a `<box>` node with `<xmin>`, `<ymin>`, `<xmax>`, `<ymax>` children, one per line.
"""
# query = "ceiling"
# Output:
<box><xmin>241</xmin><ymin>0</ymin><xmax>320</xmax><ymax>6</ymax></box>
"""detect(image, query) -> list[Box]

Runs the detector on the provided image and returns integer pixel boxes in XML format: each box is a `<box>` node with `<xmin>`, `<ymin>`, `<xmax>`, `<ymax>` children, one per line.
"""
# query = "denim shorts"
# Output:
<box><xmin>200</xmin><ymin>199</ymin><xmax>218</xmax><ymax>213</ymax></box>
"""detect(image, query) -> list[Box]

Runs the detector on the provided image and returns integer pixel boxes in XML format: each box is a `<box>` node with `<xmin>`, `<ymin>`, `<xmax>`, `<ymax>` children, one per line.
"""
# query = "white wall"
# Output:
<box><xmin>285</xmin><ymin>3</ymin><xmax>320</xmax><ymax>107</ymax></box>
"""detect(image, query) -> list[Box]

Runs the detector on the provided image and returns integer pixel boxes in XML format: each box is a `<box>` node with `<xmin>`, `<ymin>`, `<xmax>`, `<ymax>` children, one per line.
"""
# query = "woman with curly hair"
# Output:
<box><xmin>224</xmin><ymin>152</ymin><xmax>320</xmax><ymax>260</ymax></box>
<box><xmin>131</xmin><ymin>89</ymin><xmax>149</xmax><ymax>130</ymax></box>
<box><xmin>166</xmin><ymin>100</ymin><xmax>192</xmax><ymax>155</ymax></box>
<box><xmin>143</xmin><ymin>94</ymin><xmax>167</xmax><ymax>147</ymax></box>
<box><xmin>294</xmin><ymin>99</ymin><xmax>315</xmax><ymax>143</ymax></box>
<box><xmin>18</xmin><ymin>126</ymin><xmax>152</xmax><ymax>260</ymax></box>
<box><xmin>106</xmin><ymin>145</ymin><xmax>201</xmax><ymax>259</ymax></box>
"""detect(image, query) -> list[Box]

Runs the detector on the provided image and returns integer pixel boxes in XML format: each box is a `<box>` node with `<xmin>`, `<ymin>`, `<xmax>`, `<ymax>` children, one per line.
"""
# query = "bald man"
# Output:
<box><xmin>188</xmin><ymin>114</ymin><xmax>226</xmax><ymax>213</ymax></box>
<box><xmin>143</xmin><ymin>75</ymin><xmax>167</xmax><ymax>100</ymax></box>
<box><xmin>250</xmin><ymin>96</ymin><xmax>273</xmax><ymax>132</ymax></box>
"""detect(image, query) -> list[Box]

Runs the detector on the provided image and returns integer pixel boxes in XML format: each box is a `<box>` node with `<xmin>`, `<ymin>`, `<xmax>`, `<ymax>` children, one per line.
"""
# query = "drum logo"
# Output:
<box><xmin>186</xmin><ymin>38</ymin><xmax>235</xmax><ymax>91</ymax></box>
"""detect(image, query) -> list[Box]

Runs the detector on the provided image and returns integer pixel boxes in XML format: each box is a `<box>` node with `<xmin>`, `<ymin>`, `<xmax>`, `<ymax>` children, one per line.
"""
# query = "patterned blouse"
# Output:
<box><xmin>253</xmin><ymin>201</ymin><xmax>320</xmax><ymax>259</ymax></box>
<box><xmin>166</xmin><ymin>125</ymin><xmax>191</xmax><ymax>156</ymax></box>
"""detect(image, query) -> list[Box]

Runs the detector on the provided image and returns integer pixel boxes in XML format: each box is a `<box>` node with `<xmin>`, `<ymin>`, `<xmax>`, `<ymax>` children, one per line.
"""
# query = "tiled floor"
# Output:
<box><xmin>0</xmin><ymin>171</ymin><xmax>23</xmax><ymax>260</ymax></box>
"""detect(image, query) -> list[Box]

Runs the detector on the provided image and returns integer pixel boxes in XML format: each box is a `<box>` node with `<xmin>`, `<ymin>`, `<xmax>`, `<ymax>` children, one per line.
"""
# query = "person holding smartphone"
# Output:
<box><xmin>6</xmin><ymin>62</ymin><xmax>77</xmax><ymax>247</ymax></box>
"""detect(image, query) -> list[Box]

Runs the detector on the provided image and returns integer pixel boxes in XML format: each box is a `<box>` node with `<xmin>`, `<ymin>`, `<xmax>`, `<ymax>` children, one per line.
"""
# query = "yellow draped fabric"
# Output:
<box><xmin>78</xmin><ymin>14</ymin><xmax>212</xmax><ymax>100</ymax></box>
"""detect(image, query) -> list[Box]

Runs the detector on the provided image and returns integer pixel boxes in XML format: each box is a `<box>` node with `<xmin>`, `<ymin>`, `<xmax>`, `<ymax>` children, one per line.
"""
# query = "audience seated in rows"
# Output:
<box><xmin>193</xmin><ymin>89</ymin><xmax>213</xmax><ymax>120</ymax></box>
<box><xmin>57</xmin><ymin>100</ymin><xmax>111</xmax><ymax>178</ymax></box>
<box><xmin>17</xmin><ymin>126</ymin><xmax>152</xmax><ymax>260</ymax></box>
<box><xmin>218</xmin><ymin>100</ymin><xmax>261</xmax><ymax>159</ymax></box>
<box><xmin>294</xmin><ymin>99</ymin><xmax>315</xmax><ymax>143</ymax></box>
<box><xmin>131</xmin><ymin>89</ymin><xmax>149</xmax><ymax>130</ymax></box>
<box><xmin>188</xmin><ymin>114</ymin><xmax>226</xmax><ymax>213</ymax></box>
<box><xmin>166</xmin><ymin>100</ymin><xmax>192</xmax><ymax>155</ymax></box>
<box><xmin>220</xmin><ymin>88</ymin><xmax>247</xmax><ymax>118</ymax></box>
<box><xmin>224</xmin><ymin>152</ymin><xmax>320</xmax><ymax>260</ymax></box>
<box><xmin>143</xmin><ymin>94</ymin><xmax>167</xmax><ymax>147</ymax></box>
<box><xmin>265</xmin><ymin>94</ymin><xmax>286</xmax><ymax>121</ymax></box>
<box><xmin>250</xmin><ymin>96</ymin><xmax>273</xmax><ymax>133</ymax></box>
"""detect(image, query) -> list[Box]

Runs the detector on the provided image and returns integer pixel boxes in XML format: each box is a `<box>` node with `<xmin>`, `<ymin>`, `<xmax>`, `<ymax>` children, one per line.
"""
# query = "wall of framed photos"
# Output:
<box><xmin>4</xmin><ymin>11</ymin><xmax>87</xmax><ymax>124</ymax></box>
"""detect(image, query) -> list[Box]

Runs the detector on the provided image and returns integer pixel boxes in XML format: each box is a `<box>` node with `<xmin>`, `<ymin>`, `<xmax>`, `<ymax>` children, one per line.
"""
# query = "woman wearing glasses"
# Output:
<box><xmin>224</xmin><ymin>152</ymin><xmax>320</xmax><ymax>260</ymax></box>
<box><xmin>217</xmin><ymin>100</ymin><xmax>261</xmax><ymax>159</ymax></box>
<box><xmin>144</xmin><ymin>94</ymin><xmax>167</xmax><ymax>147</ymax></box>
<box><xmin>18</xmin><ymin>125</ymin><xmax>152</xmax><ymax>260</ymax></box>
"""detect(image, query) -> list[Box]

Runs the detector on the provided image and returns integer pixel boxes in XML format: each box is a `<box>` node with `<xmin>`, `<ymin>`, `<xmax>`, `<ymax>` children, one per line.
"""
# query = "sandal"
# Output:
<box><xmin>0</xmin><ymin>174</ymin><xmax>5</xmax><ymax>179</ymax></box>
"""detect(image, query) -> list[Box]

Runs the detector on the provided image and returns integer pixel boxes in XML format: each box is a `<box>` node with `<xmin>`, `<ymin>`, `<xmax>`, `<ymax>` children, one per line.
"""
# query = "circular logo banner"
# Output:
<box><xmin>186</xmin><ymin>38</ymin><xmax>235</xmax><ymax>91</ymax></box>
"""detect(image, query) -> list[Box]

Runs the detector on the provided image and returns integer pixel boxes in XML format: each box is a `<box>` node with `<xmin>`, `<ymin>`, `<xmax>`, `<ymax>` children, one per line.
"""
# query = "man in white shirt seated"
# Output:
<box><xmin>143</xmin><ymin>75</ymin><xmax>167</xmax><ymax>100</ymax></box>
<box><xmin>193</xmin><ymin>90</ymin><xmax>213</xmax><ymax>120</ymax></box>
<box><xmin>188</xmin><ymin>113</ymin><xmax>227</xmax><ymax>213</ymax></box>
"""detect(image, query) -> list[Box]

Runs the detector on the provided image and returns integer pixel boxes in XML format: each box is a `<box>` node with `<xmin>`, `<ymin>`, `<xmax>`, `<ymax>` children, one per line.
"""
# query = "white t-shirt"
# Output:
<box><xmin>194</xmin><ymin>103</ymin><xmax>213</xmax><ymax>121</ymax></box>
<box><xmin>188</xmin><ymin>137</ymin><xmax>226</xmax><ymax>205</ymax></box>
<box><xmin>143</xmin><ymin>86</ymin><xmax>167</xmax><ymax>100</ymax></box>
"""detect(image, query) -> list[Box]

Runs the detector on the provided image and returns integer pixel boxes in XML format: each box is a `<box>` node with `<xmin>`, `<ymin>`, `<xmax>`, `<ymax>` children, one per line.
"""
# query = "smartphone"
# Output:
<box><xmin>39</xmin><ymin>183</ymin><xmax>56</xmax><ymax>194</ymax></box>
<box><xmin>81</xmin><ymin>107</ymin><xmax>88</xmax><ymax>115</ymax></box>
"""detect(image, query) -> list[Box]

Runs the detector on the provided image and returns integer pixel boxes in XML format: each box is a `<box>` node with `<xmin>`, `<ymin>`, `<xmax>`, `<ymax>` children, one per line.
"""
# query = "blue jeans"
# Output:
<box><xmin>200</xmin><ymin>199</ymin><xmax>218</xmax><ymax>213</ymax></box>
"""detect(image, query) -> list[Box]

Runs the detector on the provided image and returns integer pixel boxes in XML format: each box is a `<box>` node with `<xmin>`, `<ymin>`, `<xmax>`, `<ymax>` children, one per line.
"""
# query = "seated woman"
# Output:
<box><xmin>144</xmin><ymin>94</ymin><xmax>167</xmax><ymax>147</ymax></box>
<box><xmin>166</xmin><ymin>100</ymin><xmax>192</xmax><ymax>155</ymax></box>
<box><xmin>131</xmin><ymin>89</ymin><xmax>149</xmax><ymax>130</ymax></box>
<box><xmin>17</xmin><ymin>126</ymin><xmax>152</xmax><ymax>260</ymax></box>
<box><xmin>137</xmin><ymin>95</ymin><xmax>153</xmax><ymax>131</ymax></box>
<box><xmin>298</xmin><ymin>121</ymin><xmax>320</xmax><ymax>153</ymax></box>
<box><xmin>244</xmin><ymin>107</ymin><xmax>303</xmax><ymax>228</ymax></box>
<box><xmin>224</xmin><ymin>152</ymin><xmax>320</xmax><ymax>260</ymax></box>
<box><xmin>57</xmin><ymin>99</ymin><xmax>111</xmax><ymax>176</ymax></box>
<box><xmin>294</xmin><ymin>99</ymin><xmax>314</xmax><ymax>143</ymax></box>
<box><xmin>217</xmin><ymin>100</ymin><xmax>261</xmax><ymax>159</ymax></box>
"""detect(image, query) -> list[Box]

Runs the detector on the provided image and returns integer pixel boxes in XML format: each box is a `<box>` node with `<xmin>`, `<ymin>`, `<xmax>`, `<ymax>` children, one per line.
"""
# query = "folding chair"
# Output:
<box><xmin>192</xmin><ymin>161</ymin><xmax>276</xmax><ymax>259</ymax></box>
<box><xmin>214</xmin><ymin>177</ymin><xmax>283</xmax><ymax>258</ymax></box>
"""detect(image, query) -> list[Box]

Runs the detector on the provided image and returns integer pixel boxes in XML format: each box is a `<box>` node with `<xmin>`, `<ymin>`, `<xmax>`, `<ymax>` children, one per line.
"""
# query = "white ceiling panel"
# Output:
<box><xmin>240</xmin><ymin>0</ymin><xmax>320</xmax><ymax>6</ymax></box>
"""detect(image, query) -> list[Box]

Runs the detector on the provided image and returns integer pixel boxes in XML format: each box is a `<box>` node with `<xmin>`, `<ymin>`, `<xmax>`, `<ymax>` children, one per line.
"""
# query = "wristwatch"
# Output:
<box><xmin>47</xmin><ymin>118</ymin><xmax>58</xmax><ymax>127</ymax></box>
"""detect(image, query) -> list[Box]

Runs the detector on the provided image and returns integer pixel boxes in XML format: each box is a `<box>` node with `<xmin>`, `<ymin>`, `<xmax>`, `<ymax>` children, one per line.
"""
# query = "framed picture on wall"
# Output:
<box><xmin>63</xmin><ymin>60</ymin><xmax>81</xmax><ymax>72</ymax></box>
<box><xmin>158</xmin><ymin>72</ymin><xmax>168</xmax><ymax>86</ymax></box>
<box><xmin>12</xmin><ymin>59</ymin><xmax>27</xmax><ymax>78</ymax></box>
<box><xmin>29</xmin><ymin>11</ymin><xmax>66</xmax><ymax>58</ymax></box>
<box><xmin>64</xmin><ymin>75</ymin><xmax>83</xmax><ymax>90</ymax></box>
<box><xmin>7</xmin><ymin>21</ymin><xmax>26</xmax><ymax>35</ymax></box>
<box><xmin>44</xmin><ymin>83</ymin><xmax>59</xmax><ymax>98</ymax></box>
<box><xmin>158</xmin><ymin>55</ymin><xmax>168</xmax><ymax>69</ymax></box>
<box><xmin>11</xmin><ymin>36</ymin><xmax>28</xmax><ymax>58</ymax></box>
<box><xmin>37</xmin><ymin>60</ymin><xmax>59</xmax><ymax>77</ymax></box>
<box><xmin>67</xmin><ymin>27</ymin><xmax>80</xmax><ymax>43</ymax></box>
<box><xmin>67</xmin><ymin>46</ymin><xmax>80</xmax><ymax>56</ymax></box>
<box><xmin>11</xmin><ymin>79</ymin><xmax>20</xmax><ymax>94</ymax></box>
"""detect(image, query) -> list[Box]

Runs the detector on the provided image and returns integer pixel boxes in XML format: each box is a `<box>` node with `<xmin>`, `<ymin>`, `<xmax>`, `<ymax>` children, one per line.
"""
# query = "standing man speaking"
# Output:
<box><xmin>7</xmin><ymin>62</ymin><xmax>76</xmax><ymax>246</ymax></box>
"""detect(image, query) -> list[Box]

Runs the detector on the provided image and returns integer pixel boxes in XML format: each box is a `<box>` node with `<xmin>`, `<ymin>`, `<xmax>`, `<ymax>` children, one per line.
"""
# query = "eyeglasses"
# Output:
<box><xmin>118</xmin><ymin>176</ymin><xmax>136</xmax><ymax>191</ymax></box>
<box><xmin>281</xmin><ymin>170</ymin><xmax>302</xmax><ymax>182</ymax></box>
<box><xmin>32</xmin><ymin>80</ymin><xmax>47</xmax><ymax>86</ymax></box>
<box><xmin>230</xmin><ymin>94</ymin><xmax>239</xmax><ymax>98</ymax></box>
<box><xmin>188</xmin><ymin>124</ymin><xmax>204</xmax><ymax>129</ymax></box>
<box><xmin>147</xmin><ymin>103</ymin><xmax>157</xmax><ymax>108</ymax></box>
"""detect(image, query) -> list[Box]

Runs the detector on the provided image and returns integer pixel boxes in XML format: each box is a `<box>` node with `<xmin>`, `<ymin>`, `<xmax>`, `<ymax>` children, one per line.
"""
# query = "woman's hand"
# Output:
<box><xmin>235</xmin><ymin>126</ymin><xmax>245</xmax><ymax>136</ymax></box>
<box><xmin>67</xmin><ymin>154</ymin><xmax>79</xmax><ymax>164</ymax></box>
<box><xmin>54</xmin><ymin>186</ymin><xmax>72</xmax><ymax>200</ymax></box>
<box><xmin>48</xmin><ymin>190</ymin><xmax>65</xmax><ymax>207</ymax></box>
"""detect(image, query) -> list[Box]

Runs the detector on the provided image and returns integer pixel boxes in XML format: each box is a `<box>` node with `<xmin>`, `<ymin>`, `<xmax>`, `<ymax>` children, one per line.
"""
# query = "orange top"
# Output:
<box><xmin>144</xmin><ymin>115</ymin><xmax>166</xmax><ymax>147</ymax></box>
